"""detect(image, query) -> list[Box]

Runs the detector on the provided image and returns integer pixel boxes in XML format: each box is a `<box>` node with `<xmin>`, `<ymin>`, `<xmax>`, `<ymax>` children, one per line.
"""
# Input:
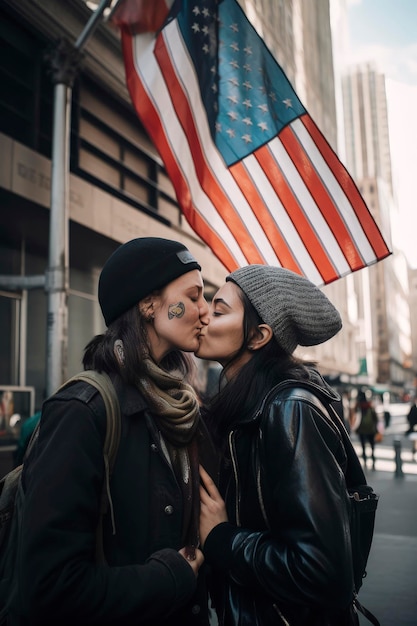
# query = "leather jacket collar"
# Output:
<box><xmin>239</xmin><ymin>368</ymin><xmax>340</xmax><ymax>427</ymax></box>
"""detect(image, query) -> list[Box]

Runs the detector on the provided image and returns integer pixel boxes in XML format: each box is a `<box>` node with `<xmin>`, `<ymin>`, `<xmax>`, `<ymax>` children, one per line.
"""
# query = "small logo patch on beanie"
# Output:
<box><xmin>177</xmin><ymin>250</ymin><xmax>198</xmax><ymax>265</ymax></box>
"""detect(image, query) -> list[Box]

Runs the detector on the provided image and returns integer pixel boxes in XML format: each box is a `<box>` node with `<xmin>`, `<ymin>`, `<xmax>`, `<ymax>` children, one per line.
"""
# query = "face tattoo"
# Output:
<box><xmin>168</xmin><ymin>302</ymin><xmax>185</xmax><ymax>319</ymax></box>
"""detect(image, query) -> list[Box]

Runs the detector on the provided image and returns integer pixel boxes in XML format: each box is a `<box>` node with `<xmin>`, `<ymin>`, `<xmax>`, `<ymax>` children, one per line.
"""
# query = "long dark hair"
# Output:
<box><xmin>203</xmin><ymin>286</ymin><xmax>314</xmax><ymax>443</ymax></box>
<box><xmin>83</xmin><ymin>304</ymin><xmax>193</xmax><ymax>385</ymax></box>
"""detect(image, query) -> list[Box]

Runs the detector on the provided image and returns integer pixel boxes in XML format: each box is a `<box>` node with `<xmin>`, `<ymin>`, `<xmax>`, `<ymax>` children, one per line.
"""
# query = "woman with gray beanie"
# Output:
<box><xmin>196</xmin><ymin>265</ymin><xmax>368</xmax><ymax>626</ymax></box>
<box><xmin>16</xmin><ymin>237</ymin><xmax>215</xmax><ymax>626</ymax></box>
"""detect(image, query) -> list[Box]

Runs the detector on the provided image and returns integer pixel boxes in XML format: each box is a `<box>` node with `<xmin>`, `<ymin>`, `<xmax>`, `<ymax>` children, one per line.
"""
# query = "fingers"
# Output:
<box><xmin>194</xmin><ymin>547</ymin><xmax>204</xmax><ymax>567</ymax></box>
<box><xmin>199</xmin><ymin>467</ymin><xmax>228</xmax><ymax>549</ymax></box>
<box><xmin>199</xmin><ymin>464</ymin><xmax>221</xmax><ymax>500</ymax></box>
<box><xmin>178</xmin><ymin>547</ymin><xmax>204</xmax><ymax>577</ymax></box>
<box><xmin>199</xmin><ymin>482</ymin><xmax>213</xmax><ymax>505</ymax></box>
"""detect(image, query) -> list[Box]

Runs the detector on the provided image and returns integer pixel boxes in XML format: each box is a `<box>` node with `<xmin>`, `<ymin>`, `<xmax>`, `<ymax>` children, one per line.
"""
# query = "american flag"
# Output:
<box><xmin>114</xmin><ymin>0</ymin><xmax>391</xmax><ymax>284</ymax></box>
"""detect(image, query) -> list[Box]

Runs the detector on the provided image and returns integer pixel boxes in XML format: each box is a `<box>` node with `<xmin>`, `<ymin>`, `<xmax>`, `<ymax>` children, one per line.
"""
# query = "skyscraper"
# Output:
<box><xmin>342</xmin><ymin>62</ymin><xmax>412</xmax><ymax>392</ymax></box>
<box><xmin>342</xmin><ymin>63</ymin><xmax>393</xmax><ymax>195</ymax></box>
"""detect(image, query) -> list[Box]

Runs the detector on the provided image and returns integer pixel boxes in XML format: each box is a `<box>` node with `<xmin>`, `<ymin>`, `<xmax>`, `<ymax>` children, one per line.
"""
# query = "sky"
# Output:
<box><xmin>344</xmin><ymin>0</ymin><xmax>417</xmax><ymax>269</ymax></box>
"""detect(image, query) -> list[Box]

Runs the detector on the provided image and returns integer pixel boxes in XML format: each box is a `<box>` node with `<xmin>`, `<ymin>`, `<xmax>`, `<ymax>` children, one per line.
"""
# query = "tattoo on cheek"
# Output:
<box><xmin>168</xmin><ymin>302</ymin><xmax>185</xmax><ymax>319</ymax></box>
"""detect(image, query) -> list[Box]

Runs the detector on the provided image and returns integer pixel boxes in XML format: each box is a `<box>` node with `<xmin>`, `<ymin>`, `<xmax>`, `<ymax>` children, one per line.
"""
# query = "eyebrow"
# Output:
<box><xmin>185</xmin><ymin>284</ymin><xmax>203</xmax><ymax>292</ymax></box>
<box><xmin>213</xmin><ymin>297</ymin><xmax>232</xmax><ymax>309</ymax></box>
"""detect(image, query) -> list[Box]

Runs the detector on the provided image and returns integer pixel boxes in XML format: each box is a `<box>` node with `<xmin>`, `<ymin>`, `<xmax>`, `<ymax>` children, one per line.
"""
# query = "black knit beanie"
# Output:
<box><xmin>99</xmin><ymin>237</ymin><xmax>201</xmax><ymax>326</ymax></box>
<box><xmin>227</xmin><ymin>265</ymin><xmax>342</xmax><ymax>354</ymax></box>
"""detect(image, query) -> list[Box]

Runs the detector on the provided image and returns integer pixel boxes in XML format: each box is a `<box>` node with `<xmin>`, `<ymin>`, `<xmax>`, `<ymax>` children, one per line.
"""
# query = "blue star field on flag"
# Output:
<box><xmin>176</xmin><ymin>0</ymin><xmax>306</xmax><ymax>166</ymax></box>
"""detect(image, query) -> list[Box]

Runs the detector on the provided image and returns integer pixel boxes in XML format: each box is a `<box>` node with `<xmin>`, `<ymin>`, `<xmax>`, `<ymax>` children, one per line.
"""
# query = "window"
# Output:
<box><xmin>0</xmin><ymin>9</ymin><xmax>53</xmax><ymax>157</ymax></box>
<box><xmin>72</xmin><ymin>78</ymin><xmax>180</xmax><ymax>223</ymax></box>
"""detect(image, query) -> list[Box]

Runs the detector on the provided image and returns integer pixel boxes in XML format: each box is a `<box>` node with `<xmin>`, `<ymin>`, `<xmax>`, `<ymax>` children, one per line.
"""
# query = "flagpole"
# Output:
<box><xmin>45</xmin><ymin>0</ymin><xmax>114</xmax><ymax>397</ymax></box>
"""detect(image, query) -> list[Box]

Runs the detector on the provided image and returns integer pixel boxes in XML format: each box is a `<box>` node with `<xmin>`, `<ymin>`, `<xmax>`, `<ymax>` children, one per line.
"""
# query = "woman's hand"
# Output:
<box><xmin>199</xmin><ymin>465</ymin><xmax>228</xmax><ymax>548</ymax></box>
<box><xmin>178</xmin><ymin>547</ymin><xmax>205</xmax><ymax>577</ymax></box>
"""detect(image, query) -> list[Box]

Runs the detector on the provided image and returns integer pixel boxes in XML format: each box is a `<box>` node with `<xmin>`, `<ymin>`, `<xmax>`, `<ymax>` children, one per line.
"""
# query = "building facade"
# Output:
<box><xmin>342</xmin><ymin>63</ymin><xmax>393</xmax><ymax>196</ymax></box>
<box><xmin>341</xmin><ymin>62</ymin><xmax>414</xmax><ymax>394</ymax></box>
<box><xmin>407</xmin><ymin>268</ymin><xmax>417</xmax><ymax>396</ymax></box>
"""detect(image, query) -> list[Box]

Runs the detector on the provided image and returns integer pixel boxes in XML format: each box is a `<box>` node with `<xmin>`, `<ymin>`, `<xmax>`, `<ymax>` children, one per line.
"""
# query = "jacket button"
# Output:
<box><xmin>191</xmin><ymin>604</ymin><xmax>201</xmax><ymax>615</ymax></box>
<box><xmin>150</xmin><ymin>443</ymin><xmax>158</xmax><ymax>452</ymax></box>
<box><xmin>164</xmin><ymin>505</ymin><xmax>174</xmax><ymax>515</ymax></box>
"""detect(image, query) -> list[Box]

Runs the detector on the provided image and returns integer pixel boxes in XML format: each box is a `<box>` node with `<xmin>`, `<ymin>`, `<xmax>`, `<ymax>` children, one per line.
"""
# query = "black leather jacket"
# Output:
<box><xmin>203</xmin><ymin>374</ymin><xmax>356</xmax><ymax>626</ymax></box>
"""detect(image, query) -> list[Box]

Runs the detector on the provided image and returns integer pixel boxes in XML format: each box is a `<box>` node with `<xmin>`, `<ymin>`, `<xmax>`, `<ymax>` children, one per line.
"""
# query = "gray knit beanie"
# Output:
<box><xmin>227</xmin><ymin>265</ymin><xmax>342</xmax><ymax>354</ymax></box>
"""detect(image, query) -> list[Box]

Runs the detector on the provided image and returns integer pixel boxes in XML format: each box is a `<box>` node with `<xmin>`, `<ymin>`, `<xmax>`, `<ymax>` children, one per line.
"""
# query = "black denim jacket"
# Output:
<box><xmin>18</xmin><ymin>377</ymin><xmax>210</xmax><ymax>626</ymax></box>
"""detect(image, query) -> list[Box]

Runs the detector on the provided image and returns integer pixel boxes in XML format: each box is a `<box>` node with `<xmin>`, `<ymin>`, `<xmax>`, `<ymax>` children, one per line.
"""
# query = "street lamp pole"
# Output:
<box><xmin>44</xmin><ymin>39</ymin><xmax>80</xmax><ymax>397</ymax></box>
<box><xmin>44</xmin><ymin>0</ymin><xmax>114</xmax><ymax>397</ymax></box>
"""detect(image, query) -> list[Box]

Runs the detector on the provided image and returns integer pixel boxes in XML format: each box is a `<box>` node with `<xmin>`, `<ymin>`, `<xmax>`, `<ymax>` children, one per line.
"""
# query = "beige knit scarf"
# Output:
<box><xmin>138</xmin><ymin>357</ymin><xmax>201</xmax><ymax>558</ymax></box>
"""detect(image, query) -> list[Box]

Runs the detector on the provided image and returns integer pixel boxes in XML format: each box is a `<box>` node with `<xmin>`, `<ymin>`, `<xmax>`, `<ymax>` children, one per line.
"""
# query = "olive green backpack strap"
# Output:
<box><xmin>58</xmin><ymin>370</ymin><xmax>121</xmax><ymax>564</ymax></box>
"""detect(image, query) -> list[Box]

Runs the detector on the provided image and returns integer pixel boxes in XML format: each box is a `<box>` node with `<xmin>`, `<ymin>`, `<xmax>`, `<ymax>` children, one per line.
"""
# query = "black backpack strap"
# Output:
<box><xmin>57</xmin><ymin>370</ymin><xmax>121</xmax><ymax>563</ymax></box>
<box><xmin>63</xmin><ymin>371</ymin><xmax>121</xmax><ymax>479</ymax></box>
<box><xmin>354</xmin><ymin>598</ymin><xmax>381</xmax><ymax>626</ymax></box>
<box><xmin>326</xmin><ymin>404</ymin><xmax>380</xmax><ymax>626</ymax></box>
<box><xmin>326</xmin><ymin>402</ymin><xmax>367</xmax><ymax>488</ymax></box>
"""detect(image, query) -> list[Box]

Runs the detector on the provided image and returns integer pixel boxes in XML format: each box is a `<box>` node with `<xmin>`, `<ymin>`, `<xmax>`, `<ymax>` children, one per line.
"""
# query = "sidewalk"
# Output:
<box><xmin>351</xmin><ymin>408</ymin><xmax>417</xmax><ymax>626</ymax></box>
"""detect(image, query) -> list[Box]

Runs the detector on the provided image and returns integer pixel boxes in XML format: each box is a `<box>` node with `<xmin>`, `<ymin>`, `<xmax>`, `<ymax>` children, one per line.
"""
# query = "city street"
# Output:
<box><xmin>351</xmin><ymin>405</ymin><xmax>417</xmax><ymax>626</ymax></box>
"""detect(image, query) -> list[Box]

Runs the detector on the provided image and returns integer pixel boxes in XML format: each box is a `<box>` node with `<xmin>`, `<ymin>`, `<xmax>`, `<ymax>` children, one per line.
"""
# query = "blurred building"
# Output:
<box><xmin>342</xmin><ymin>63</ymin><xmax>393</xmax><ymax>196</ymax></box>
<box><xmin>239</xmin><ymin>0</ymin><xmax>337</xmax><ymax>148</ymax></box>
<box><xmin>341</xmin><ymin>62</ymin><xmax>414</xmax><ymax>395</ymax></box>
<box><xmin>408</xmin><ymin>268</ymin><xmax>417</xmax><ymax>395</ymax></box>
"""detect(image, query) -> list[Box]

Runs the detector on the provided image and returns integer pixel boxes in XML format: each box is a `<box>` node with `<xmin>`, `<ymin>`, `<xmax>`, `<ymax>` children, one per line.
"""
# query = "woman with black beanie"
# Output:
<box><xmin>14</xmin><ymin>237</ymin><xmax>215</xmax><ymax>626</ymax></box>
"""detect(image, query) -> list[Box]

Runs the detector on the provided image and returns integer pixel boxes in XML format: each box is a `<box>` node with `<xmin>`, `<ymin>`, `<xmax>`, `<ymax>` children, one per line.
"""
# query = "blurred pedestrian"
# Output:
<box><xmin>405</xmin><ymin>398</ymin><xmax>417</xmax><ymax>435</ymax></box>
<box><xmin>13</xmin><ymin>409</ymin><xmax>41</xmax><ymax>467</ymax></box>
<box><xmin>355</xmin><ymin>391</ymin><xmax>378</xmax><ymax>470</ymax></box>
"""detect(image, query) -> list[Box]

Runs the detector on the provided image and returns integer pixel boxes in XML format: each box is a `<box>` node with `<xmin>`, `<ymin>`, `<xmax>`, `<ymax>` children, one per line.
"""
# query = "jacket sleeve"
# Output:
<box><xmin>203</xmin><ymin>392</ymin><xmax>354</xmax><ymax>611</ymax></box>
<box><xmin>19</xmin><ymin>394</ymin><xmax>196</xmax><ymax>625</ymax></box>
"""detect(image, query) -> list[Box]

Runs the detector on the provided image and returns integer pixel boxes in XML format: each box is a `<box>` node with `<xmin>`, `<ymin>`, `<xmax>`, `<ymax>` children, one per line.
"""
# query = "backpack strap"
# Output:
<box><xmin>354</xmin><ymin>598</ymin><xmax>381</xmax><ymax>626</ymax></box>
<box><xmin>325</xmin><ymin>402</ymin><xmax>367</xmax><ymax>488</ymax></box>
<box><xmin>63</xmin><ymin>371</ymin><xmax>121</xmax><ymax>480</ymax></box>
<box><xmin>57</xmin><ymin>370</ymin><xmax>121</xmax><ymax>564</ymax></box>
